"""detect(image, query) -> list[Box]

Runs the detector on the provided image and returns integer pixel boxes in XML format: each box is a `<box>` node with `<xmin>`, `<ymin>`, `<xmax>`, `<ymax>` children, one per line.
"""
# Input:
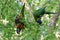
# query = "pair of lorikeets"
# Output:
<box><xmin>15</xmin><ymin>3</ymin><xmax>56</xmax><ymax>34</ymax></box>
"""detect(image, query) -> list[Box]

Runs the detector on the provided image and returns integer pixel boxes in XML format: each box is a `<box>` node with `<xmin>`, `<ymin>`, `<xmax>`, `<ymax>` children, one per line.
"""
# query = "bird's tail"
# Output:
<box><xmin>20</xmin><ymin>3</ymin><xmax>25</xmax><ymax>17</ymax></box>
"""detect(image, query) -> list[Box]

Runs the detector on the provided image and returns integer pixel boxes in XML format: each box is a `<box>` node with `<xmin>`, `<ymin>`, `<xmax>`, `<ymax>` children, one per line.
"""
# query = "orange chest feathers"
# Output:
<box><xmin>17</xmin><ymin>23</ymin><xmax>24</xmax><ymax>29</ymax></box>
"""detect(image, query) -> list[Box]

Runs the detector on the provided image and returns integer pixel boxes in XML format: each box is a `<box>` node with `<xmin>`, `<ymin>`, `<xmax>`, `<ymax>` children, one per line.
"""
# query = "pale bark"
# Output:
<box><xmin>48</xmin><ymin>1</ymin><xmax>60</xmax><ymax>27</ymax></box>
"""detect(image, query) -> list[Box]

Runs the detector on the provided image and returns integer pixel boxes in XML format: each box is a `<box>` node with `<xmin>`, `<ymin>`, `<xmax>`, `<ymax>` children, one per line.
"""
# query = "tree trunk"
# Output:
<box><xmin>48</xmin><ymin>2</ymin><xmax>60</xmax><ymax>27</ymax></box>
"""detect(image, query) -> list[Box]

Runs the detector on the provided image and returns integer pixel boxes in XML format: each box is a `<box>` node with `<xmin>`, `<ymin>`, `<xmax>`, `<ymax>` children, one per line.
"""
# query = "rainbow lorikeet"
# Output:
<box><xmin>33</xmin><ymin>6</ymin><xmax>56</xmax><ymax>24</ymax></box>
<box><xmin>15</xmin><ymin>3</ymin><xmax>25</xmax><ymax>34</ymax></box>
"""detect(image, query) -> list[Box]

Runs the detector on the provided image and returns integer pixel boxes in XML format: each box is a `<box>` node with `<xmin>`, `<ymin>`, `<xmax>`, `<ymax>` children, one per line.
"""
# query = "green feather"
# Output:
<box><xmin>45</xmin><ymin>12</ymin><xmax>56</xmax><ymax>14</ymax></box>
<box><xmin>33</xmin><ymin>6</ymin><xmax>56</xmax><ymax>21</ymax></box>
<box><xmin>20</xmin><ymin>3</ymin><xmax>25</xmax><ymax>17</ymax></box>
<box><xmin>33</xmin><ymin>7</ymin><xmax>46</xmax><ymax>21</ymax></box>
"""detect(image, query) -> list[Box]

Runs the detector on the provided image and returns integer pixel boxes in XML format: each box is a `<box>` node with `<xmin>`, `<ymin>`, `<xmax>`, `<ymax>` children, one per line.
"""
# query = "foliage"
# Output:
<box><xmin>0</xmin><ymin>0</ymin><xmax>60</xmax><ymax>40</ymax></box>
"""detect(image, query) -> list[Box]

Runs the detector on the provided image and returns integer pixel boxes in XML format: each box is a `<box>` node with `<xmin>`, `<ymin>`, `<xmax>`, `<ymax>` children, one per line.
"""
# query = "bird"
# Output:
<box><xmin>15</xmin><ymin>3</ymin><xmax>25</xmax><ymax>34</ymax></box>
<box><xmin>33</xmin><ymin>6</ymin><xmax>56</xmax><ymax>24</ymax></box>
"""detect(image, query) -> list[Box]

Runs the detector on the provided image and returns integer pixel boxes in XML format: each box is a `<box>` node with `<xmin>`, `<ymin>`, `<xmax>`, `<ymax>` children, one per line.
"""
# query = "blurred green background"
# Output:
<box><xmin>0</xmin><ymin>0</ymin><xmax>60</xmax><ymax>40</ymax></box>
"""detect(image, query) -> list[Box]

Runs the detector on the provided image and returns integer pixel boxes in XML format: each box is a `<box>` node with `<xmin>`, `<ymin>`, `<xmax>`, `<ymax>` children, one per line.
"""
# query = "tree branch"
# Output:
<box><xmin>48</xmin><ymin>0</ymin><xmax>60</xmax><ymax>27</ymax></box>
